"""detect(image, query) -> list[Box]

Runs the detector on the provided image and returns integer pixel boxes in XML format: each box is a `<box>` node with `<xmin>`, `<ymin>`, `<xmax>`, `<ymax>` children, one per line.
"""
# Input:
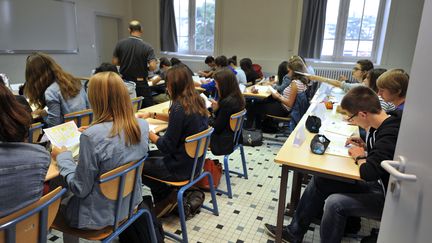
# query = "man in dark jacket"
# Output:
<box><xmin>265</xmin><ymin>86</ymin><xmax>402</xmax><ymax>243</ymax></box>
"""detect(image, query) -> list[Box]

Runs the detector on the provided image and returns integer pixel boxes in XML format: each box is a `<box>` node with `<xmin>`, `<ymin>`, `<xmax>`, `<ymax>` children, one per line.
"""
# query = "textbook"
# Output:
<box><xmin>43</xmin><ymin>121</ymin><xmax>80</xmax><ymax>157</ymax></box>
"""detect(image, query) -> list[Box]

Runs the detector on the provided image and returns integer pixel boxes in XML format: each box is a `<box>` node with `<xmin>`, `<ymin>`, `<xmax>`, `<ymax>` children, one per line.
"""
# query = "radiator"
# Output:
<box><xmin>313</xmin><ymin>67</ymin><xmax>353</xmax><ymax>82</ymax></box>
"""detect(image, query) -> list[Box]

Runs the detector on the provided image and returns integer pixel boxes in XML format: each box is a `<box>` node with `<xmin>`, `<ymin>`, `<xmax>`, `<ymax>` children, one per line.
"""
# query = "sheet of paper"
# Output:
<box><xmin>43</xmin><ymin>121</ymin><xmax>81</xmax><ymax>157</ymax></box>
<box><xmin>293</xmin><ymin>124</ymin><xmax>306</xmax><ymax>147</ymax></box>
<box><xmin>200</xmin><ymin>93</ymin><xmax>212</xmax><ymax>108</ymax></box>
<box><xmin>321</xmin><ymin>120</ymin><xmax>356</xmax><ymax>137</ymax></box>
<box><xmin>149</xmin><ymin>124</ymin><xmax>158</xmax><ymax>133</ymax></box>
<box><xmin>148</xmin><ymin>80</ymin><xmax>165</xmax><ymax>87</ymax></box>
<box><xmin>239</xmin><ymin>84</ymin><xmax>246</xmax><ymax>93</ymax></box>
<box><xmin>322</xmin><ymin>131</ymin><xmax>351</xmax><ymax>158</ymax></box>
<box><xmin>253</xmin><ymin>85</ymin><xmax>271</xmax><ymax>93</ymax></box>
<box><xmin>268</xmin><ymin>86</ymin><xmax>277</xmax><ymax>94</ymax></box>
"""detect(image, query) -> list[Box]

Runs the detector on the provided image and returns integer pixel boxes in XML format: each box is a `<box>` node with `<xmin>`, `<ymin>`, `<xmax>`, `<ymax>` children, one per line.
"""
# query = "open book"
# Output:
<box><xmin>43</xmin><ymin>121</ymin><xmax>80</xmax><ymax>157</ymax></box>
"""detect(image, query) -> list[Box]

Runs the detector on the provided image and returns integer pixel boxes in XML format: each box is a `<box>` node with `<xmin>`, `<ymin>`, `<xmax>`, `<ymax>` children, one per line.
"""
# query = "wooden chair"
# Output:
<box><xmin>131</xmin><ymin>96</ymin><xmax>144</xmax><ymax>112</ymax></box>
<box><xmin>28</xmin><ymin>122</ymin><xmax>44</xmax><ymax>143</ymax></box>
<box><xmin>52</xmin><ymin>157</ymin><xmax>157</xmax><ymax>243</ymax></box>
<box><xmin>215</xmin><ymin>109</ymin><xmax>248</xmax><ymax>198</ymax></box>
<box><xmin>144</xmin><ymin>127</ymin><xmax>219</xmax><ymax>243</ymax></box>
<box><xmin>0</xmin><ymin>187</ymin><xmax>66</xmax><ymax>243</ymax></box>
<box><xmin>63</xmin><ymin>109</ymin><xmax>93</xmax><ymax>127</ymax></box>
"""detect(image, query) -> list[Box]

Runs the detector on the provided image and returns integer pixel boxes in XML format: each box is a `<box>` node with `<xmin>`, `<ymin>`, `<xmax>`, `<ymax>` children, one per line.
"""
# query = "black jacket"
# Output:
<box><xmin>209</xmin><ymin>96</ymin><xmax>244</xmax><ymax>155</ymax></box>
<box><xmin>361</xmin><ymin>110</ymin><xmax>402</xmax><ymax>191</ymax></box>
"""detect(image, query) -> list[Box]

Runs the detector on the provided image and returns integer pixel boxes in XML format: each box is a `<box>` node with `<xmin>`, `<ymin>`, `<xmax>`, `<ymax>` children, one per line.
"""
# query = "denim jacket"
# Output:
<box><xmin>0</xmin><ymin>143</ymin><xmax>50</xmax><ymax>217</ymax></box>
<box><xmin>56</xmin><ymin>119</ymin><xmax>149</xmax><ymax>229</ymax></box>
<box><xmin>44</xmin><ymin>81</ymin><xmax>89</xmax><ymax>127</ymax></box>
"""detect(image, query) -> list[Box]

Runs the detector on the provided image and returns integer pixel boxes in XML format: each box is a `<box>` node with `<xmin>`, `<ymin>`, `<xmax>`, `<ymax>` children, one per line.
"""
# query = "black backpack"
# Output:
<box><xmin>176</xmin><ymin>188</ymin><xmax>205</xmax><ymax>220</ymax></box>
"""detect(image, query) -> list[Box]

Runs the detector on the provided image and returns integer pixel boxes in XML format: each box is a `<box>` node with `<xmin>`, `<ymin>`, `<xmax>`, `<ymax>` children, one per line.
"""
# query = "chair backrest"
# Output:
<box><xmin>229</xmin><ymin>109</ymin><xmax>247</xmax><ymax>146</ymax></box>
<box><xmin>131</xmin><ymin>96</ymin><xmax>144</xmax><ymax>113</ymax></box>
<box><xmin>64</xmin><ymin>109</ymin><xmax>93</xmax><ymax>127</ymax></box>
<box><xmin>0</xmin><ymin>187</ymin><xmax>66</xmax><ymax>243</ymax></box>
<box><xmin>290</xmin><ymin>92</ymin><xmax>310</xmax><ymax>130</ymax></box>
<box><xmin>184</xmin><ymin>127</ymin><xmax>214</xmax><ymax>182</ymax></box>
<box><xmin>98</xmin><ymin>157</ymin><xmax>146</xmax><ymax>231</ymax></box>
<box><xmin>28</xmin><ymin>122</ymin><xmax>44</xmax><ymax>143</ymax></box>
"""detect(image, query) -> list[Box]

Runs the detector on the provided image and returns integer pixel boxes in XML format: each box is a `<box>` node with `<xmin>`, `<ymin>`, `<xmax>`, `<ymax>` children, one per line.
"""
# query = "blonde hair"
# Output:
<box><xmin>88</xmin><ymin>72</ymin><xmax>141</xmax><ymax>146</ymax></box>
<box><xmin>376</xmin><ymin>69</ymin><xmax>409</xmax><ymax>98</ymax></box>
<box><xmin>24</xmin><ymin>52</ymin><xmax>81</xmax><ymax>109</ymax></box>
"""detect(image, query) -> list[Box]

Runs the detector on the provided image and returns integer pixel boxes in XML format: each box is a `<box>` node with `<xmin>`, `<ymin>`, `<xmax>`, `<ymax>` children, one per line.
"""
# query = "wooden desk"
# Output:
<box><xmin>138</xmin><ymin>101</ymin><xmax>170</xmax><ymax>114</ymax></box>
<box><xmin>243</xmin><ymin>85</ymin><xmax>271</xmax><ymax>99</ymax></box>
<box><xmin>273</xmin><ymin>99</ymin><xmax>360</xmax><ymax>243</ymax></box>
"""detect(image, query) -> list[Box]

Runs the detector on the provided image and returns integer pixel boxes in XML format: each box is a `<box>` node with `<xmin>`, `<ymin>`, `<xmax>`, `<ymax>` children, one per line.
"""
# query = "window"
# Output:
<box><xmin>173</xmin><ymin>0</ymin><xmax>215</xmax><ymax>55</ymax></box>
<box><xmin>321</xmin><ymin>0</ymin><xmax>386</xmax><ymax>62</ymax></box>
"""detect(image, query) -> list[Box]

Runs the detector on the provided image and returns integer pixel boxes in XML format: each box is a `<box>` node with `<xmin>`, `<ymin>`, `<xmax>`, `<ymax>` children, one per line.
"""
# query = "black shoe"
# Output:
<box><xmin>264</xmin><ymin>223</ymin><xmax>302</xmax><ymax>243</ymax></box>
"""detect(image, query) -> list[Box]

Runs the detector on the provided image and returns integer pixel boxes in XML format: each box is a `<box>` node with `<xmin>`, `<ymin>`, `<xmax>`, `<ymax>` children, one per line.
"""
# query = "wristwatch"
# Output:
<box><xmin>354</xmin><ymin>155</ymin><xmax>367</xmax><ymax>165</ymax></box>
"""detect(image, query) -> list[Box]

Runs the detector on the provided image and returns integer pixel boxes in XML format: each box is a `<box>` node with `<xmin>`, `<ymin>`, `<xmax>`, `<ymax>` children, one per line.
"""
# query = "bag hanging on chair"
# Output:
<box><xmin>196</xmin><ymin>159</ymin><xmax>222</xmax><ymax>190</ymax></box>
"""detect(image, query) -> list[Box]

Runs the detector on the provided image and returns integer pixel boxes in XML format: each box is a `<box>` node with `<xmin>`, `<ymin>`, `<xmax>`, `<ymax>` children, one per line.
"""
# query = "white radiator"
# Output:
<box><xmin>313</xmin><ymin>67</ymin><xmax>353</xmax><ymax>81</ymax></box>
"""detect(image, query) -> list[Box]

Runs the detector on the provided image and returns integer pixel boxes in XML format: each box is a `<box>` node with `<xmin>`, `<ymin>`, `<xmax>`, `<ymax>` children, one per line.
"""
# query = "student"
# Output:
<box><xmin>228</xmin><ymin>55</ymin><xmax>247</xmax><ymax>85</ymax></box>
<box><xmin>0</xmin><ymin>74</ymin><xmax>32</xmax><ymax>114</ymax></box>
<box><xmin>170</xmin><ymin>57</ymin><xmax>194</xmax><ymax>77</ymax></box>
<box><xmin>377</xmin><ymin>69</ymin><xmax>409</xmax><ymax>111</ymax></box>
<box><xmin>365</xmin><ymin>68</ymin><xmax>396</xmax><ymax>112</ymax></box>
<box><xmin>245</xmin><ymin>60</ymin><xmax>309</xmax><ymax>129</ymax></box>
<box><xmin>137</xmin><ymin>65</ymin><xmax>208</xmax><ymax>217</ymax></box>
<box><xmin>198</xmin><ymin>55</ymin><xmax>216</xmax><ymax>78</ymax></box>
<box><xmin>209</xmin><ymin>68</ymin><xmax>246</xmax><ymax>155</ymax></box>
<box><xmin>309</xmin><ymin>59</ymin><xmax>374</xmax><ymax>93</ymax></box>
<box><xmin>264</xmin><ymin>86</ymin><xmax>402</xmax><ymax>243</ymax></box>
<box><xmin>51</xmin><ymin>72</ymin><xmax>149</xmax><ymax>234</ymax></box>
<box><xmin>240</xmin><ymin>58</ymin><xmax>260</xmax><ymax>84</ymax></box>
<box><xmin>271</xmin><ymin>61</ymin><xmax>291</xmax><ymax>94</ymax></box>
<box><xmin>0</xmin><ymin>83</ymin><xmax>50</xmax><ymax>218</ymax></box>
<box><xmin>200</xmin><ymin>55</ymin><xmax>231</xmax><ymax>95</ymax></box>
<box><xmin>93</xmin><ymin>62</ymin><xmax>137</xmax><ymax>98</ymax></box>
<box><xmin>151</xmin><ymin>57</ymin><xmax>172</xmax><ymax>104</ymax></box>
<box><xmin>24</xmin><ymin>52</ymin><xmax>89</xmax><ymax>127</ymax></box>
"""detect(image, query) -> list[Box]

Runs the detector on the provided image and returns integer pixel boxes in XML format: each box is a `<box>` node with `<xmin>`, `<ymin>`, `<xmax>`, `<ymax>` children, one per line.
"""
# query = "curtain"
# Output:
<box><xmin>298</xmin><ymin>0</ymin><xmax>327</xmax><ymax>59</ymax></box>
<box><xmin>160</xmin><ymin>0</ymin><xmax>178</xmax><ymax>52</ymax></box>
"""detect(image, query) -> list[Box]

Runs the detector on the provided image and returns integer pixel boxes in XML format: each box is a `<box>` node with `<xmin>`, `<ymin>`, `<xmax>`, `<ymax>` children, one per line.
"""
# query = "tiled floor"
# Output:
<box><xmin>48</xmin><ymin>135</ymin><xmax>379</xmax><ymax>242</ymax></box>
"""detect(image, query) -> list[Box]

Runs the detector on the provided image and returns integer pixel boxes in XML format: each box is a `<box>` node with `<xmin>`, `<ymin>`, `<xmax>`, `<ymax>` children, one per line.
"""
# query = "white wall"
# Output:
<box><xmin>0</xmin><ymin>0</ymin><xmax>133</xmax><ymax>84</ymax></box>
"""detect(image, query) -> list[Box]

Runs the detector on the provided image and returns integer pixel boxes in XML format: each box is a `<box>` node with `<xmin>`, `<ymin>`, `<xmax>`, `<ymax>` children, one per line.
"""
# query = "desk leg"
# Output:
<box><xmin>285</xmin><ymin>171</ymin><xmax>304</xmax><ymax>217</ymax></box>
<box><xmin>275</xmin><ymin>165</ymin><xmax>289</xmax><ymax>243</ymax></box>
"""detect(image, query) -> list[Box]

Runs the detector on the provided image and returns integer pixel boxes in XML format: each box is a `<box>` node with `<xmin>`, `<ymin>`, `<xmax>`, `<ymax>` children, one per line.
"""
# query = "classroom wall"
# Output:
<box><xmin>0</xmin><ymin>0</ymin><xmax>133</xmax><ymax>84</ymax></box>
<box><xmin>136</xmin><ymin>0</ymin><xmax>424</xmax><ymax>74</ymax></box>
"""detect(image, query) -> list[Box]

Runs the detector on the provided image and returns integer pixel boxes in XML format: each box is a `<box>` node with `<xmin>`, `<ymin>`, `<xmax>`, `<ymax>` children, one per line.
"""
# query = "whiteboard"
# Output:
<box><xmin>0</xmin><ymin>0</ymin><xmax>78</xmax><ymax>54</ymax></box>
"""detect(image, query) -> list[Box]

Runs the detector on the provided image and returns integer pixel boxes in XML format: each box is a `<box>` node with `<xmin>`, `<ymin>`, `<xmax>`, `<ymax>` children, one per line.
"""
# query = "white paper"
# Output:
<box><xmin>192</xmin><ymin>75</ymin><xmax>201</xmax><ymax>82</ymax></box>
<box><xmin>312</xmin><ymin>103</ymin><xmax>328</xmax><ymax>122</ymax></box>
<box><xmin>200</xmin><ymin>93</ymin><xmax>212</xmax><ymax>108</ymax></box>
<box><xmin>253</xmin><ymin>85</ymin><xmax>271</xmax><ymax>93</ymax></box>
<box><xmin>149</xmin><ymin>124</ymin><xmax>158</xmax><ymax>133</ymax></box>
<box><xmin>43</xmin><ymin>121</ymin><xmax>81</xmax><ymax>157</ymax></box>
<box><xmin>148</xmin><ymin>80</ymin><xmax>165</xmax><ymax>87</ymax></box>
<box><xmin>239</xmin><ymin>84</ymin><xmax>246</xmax><ymax>93</ymax></box>
<box><xmin>292</xmin><ymin>124</ymin><xmax>306</xmax><ymax>147</ymax></box>
<box><xmin>321</xmin><ymin>120</ymin><xmax>356</xmax><ymax>137</ymax></box>
<box><xmin>268</xmin><ymin>86</ymin><xmax>277</xmax><ymax>94</ymax></box>
<box><xmin>322</xmin><ymin>131</ymin><xmax>351</xmax><ymax>158</ymax></box>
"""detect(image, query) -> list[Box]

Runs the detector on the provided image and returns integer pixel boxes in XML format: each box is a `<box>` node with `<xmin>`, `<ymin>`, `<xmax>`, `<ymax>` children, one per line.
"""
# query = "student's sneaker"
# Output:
<box><xmin>264</xmin><ymin>223</ymin><xmax>302</xmax><ymax>243</ymax></box>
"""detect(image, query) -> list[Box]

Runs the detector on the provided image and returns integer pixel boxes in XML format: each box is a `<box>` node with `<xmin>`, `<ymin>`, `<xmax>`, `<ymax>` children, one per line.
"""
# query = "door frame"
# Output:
<box><xmin>94</xmin><ymin>12</ymin><xmax>124</xmax><ymax>65</ymax></box>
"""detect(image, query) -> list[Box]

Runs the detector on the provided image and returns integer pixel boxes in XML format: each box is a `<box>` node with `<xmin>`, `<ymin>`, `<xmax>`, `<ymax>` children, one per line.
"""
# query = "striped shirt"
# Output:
<box><xmin>282</xmin><ymin>79</ymin><xmax>308</xmax><ymax>111</ymax></box>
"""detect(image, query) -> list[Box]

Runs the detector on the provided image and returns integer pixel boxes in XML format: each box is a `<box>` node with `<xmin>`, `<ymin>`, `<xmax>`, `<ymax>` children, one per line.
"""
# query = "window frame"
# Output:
<box><xmin>169</xmin><ymin>0</ymin><xmax>215</xmax><ymax>56</ymax></box>
<box><xmin>320</xmin><ymin>0</ymin><xmax>387</xmax><ymax>63</ymax></box>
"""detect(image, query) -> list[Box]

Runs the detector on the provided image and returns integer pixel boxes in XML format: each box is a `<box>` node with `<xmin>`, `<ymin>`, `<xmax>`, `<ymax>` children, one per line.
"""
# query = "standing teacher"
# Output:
<box><xmin>113</xmin><ymin>20</ymin><xmax>157</xmax><ymax>108</ymax></box>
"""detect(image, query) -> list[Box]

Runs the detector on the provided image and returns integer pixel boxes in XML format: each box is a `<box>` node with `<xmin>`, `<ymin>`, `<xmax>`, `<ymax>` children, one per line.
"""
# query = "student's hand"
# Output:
<box><xmin>348</xmin><ymin>146</ymin><xmax>366</xmax><ymax>158</ymax></box>
<box><xmin>251</xmin><ymin>86</ymin><xmax>258</xmax><ymax>94</ymax></box>
<box><xmin>136</xmin><ymin>112</ymin><xmax>151</xmax><ymax>119</ymax></box>
<box><xmin>339</xmin><ymin>75</ymin><xmax>348</xmax><ymax>81</ymax></box>
<box><xmin>32</xmin><ymin>109</ymin><xmax>47</xmax><ymax>118</ymax></box>
<box><xmin>210</xmin><ymin>99</ymin><xmax>218</xmax><ymax>111</ymax></box>
<box><xmin>51</xmin><ymin>146</ymin><xmax>68</xmax><ymax>160</ymax></box>
<box><xmin>78</xmin><ymin>126</ymin><xmax>89</xmax><ymax>132</ymax></box>
<box><xmin>345</xmin><ymin>136</ymin><xmax>366</xmax><ymax>148</ymax></box>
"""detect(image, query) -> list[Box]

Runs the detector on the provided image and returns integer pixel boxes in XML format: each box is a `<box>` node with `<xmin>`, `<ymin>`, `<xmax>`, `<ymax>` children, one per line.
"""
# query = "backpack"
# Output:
<box><xmin>119</xmin><ymin>197</ymin><xmax>165</xmax><ymax>243</ymax></box>
<box><xmin>242</xmin><ymin>129</ymin><xmax>263</xmax><ymax>146</ymax></box>
<box><xmin>176</xmin><ymin>188</ymin><xmax>205</xmax><ymax>220</ymax></box>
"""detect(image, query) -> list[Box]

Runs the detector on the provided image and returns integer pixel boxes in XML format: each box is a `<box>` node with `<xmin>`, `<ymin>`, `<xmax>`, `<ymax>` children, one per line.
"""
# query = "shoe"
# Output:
<box><xmin>153</xmin><ymin>190</ymin><xmax>177</xmax><ymax>218</ymax></box>
<box><xmin>264</xmin><ymin>223</ymin><xmax>302</xmax><ymax>243</ymax></box>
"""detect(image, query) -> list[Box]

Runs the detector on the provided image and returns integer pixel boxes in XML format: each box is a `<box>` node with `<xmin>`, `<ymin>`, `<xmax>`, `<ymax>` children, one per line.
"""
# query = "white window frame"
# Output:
<box><xmin>320</xmin><ymin>0</ymin><xmax>387</xmax><ymax>63</ymax></box>
<box><xmin>167</xmin><ymin>0</ymin><xmax>215</xmax><ymax>56</ymax></box>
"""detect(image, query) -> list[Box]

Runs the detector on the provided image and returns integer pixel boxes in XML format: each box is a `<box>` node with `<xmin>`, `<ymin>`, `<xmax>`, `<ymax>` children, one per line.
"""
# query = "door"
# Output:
<box><xmin>378</xmin><ymin>1</ymin><xmax>432</xmax><ymax>242</ymax></box>
<box><xmin>95</xmin><ymin>15</ymin><xmax>120</xmax><ymax>64</ymax></box>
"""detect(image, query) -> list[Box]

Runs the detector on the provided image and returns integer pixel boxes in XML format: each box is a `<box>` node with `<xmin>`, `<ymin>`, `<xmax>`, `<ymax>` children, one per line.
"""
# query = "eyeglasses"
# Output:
<box><xmin>345</xmin><ymin>112</ymin><xmax>358</xmax><ymax>122</ymax></box>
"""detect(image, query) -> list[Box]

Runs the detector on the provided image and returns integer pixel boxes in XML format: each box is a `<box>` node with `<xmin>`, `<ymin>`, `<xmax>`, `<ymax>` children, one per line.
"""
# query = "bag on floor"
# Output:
<box><xmin>177</xmin><ymin>188</ymin><xmax>205</xmax><ymax>220</ymax></box>
<box><xmin>242</xmin><ymin>129</ymin><xmax>263</xmax><ymax>146</ymax></box>
<box><xmin>196</xmin><ymin>159</ymin><xmax>223</xmax><ymax>190</ymax></box>
<box><xmin>119</xmin><ymin>198</ymin><xmax>165</xmax><ymax>243</ymax></box>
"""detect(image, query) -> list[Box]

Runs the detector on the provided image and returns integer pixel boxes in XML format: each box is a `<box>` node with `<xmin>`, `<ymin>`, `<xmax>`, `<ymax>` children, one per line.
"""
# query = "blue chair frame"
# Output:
<box><xmin>0</xmin><ymin>187</ymin><xmax>66</xmax><ymax>243</ymax></box>
<box><xmin>64</xmin><ymin>109</ymin><xmax>93</xmax><ymax>127</ymax></box>
<box><xmin>28</xmin><ymin>122</ymin><xmax>44</xmax><ymax>143</ymax></box>
<box><xmin>131</xmin><ymin>96</ymin><xmax>144</xmax><ymax>112</ymax></box>
<box><xmin>145</xmin><ymin>127</ymin><xmax>219</xmax><ymax>243</ymax></box>
<box><xmin>215</xmin><ymin>109</ymin><xmax>248</xmax><ymax>198</ymax></box>
<box><xmin>52</xmin><ymin>157</ymin><xmax>157</xmax><ymax>243</ymax></box>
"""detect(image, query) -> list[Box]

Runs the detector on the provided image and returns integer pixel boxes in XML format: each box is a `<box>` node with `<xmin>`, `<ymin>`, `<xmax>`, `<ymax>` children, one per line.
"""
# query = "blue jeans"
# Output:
<box><xmin>287</xmin><ymin>176</ymin><xmax>385</xmax><ymax>243</ymax></box>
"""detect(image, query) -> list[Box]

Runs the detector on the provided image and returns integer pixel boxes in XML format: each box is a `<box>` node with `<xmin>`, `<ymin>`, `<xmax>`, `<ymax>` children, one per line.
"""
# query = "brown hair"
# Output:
<box><xmin>213</xmin><ymin>68</ymin><xmax>245</xmax><ymax>109</ymax></box>
<box><xmin>88</xmin><ymin>72</ymin><xmax>141</xmax><ymax>146</ymax></box>
<box><xmin>366</xmin><ymin>68</ymin><xmax>387</xmax><ymax>93</ymax></box>
<box><xmin>288</xmin><ymin>59</ymin><xmax>309</xmax><ymax>85</ymax></box>
<box><xmin>165</xmin><ymin>65</ymin><xmax>208</xmax><ymax>116</ymax></box>
<box><xmin>341</xmin><ymin>86</ymin><xmax>381</xmax><ymax>115</ymax></box>
<box><xmin>0</xmin><ymin>83</ymin><xmax>32</xmax><ymax>142</ymax></box>
<box><xmin>24</xmin><ymin>52</ymin><xmax>82</xmax><ymax>109</ymax></box>
<box><xmin>376</xmin><ymin>69</ymin><xmax>409</xmax><ymax>98</ymax></box>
